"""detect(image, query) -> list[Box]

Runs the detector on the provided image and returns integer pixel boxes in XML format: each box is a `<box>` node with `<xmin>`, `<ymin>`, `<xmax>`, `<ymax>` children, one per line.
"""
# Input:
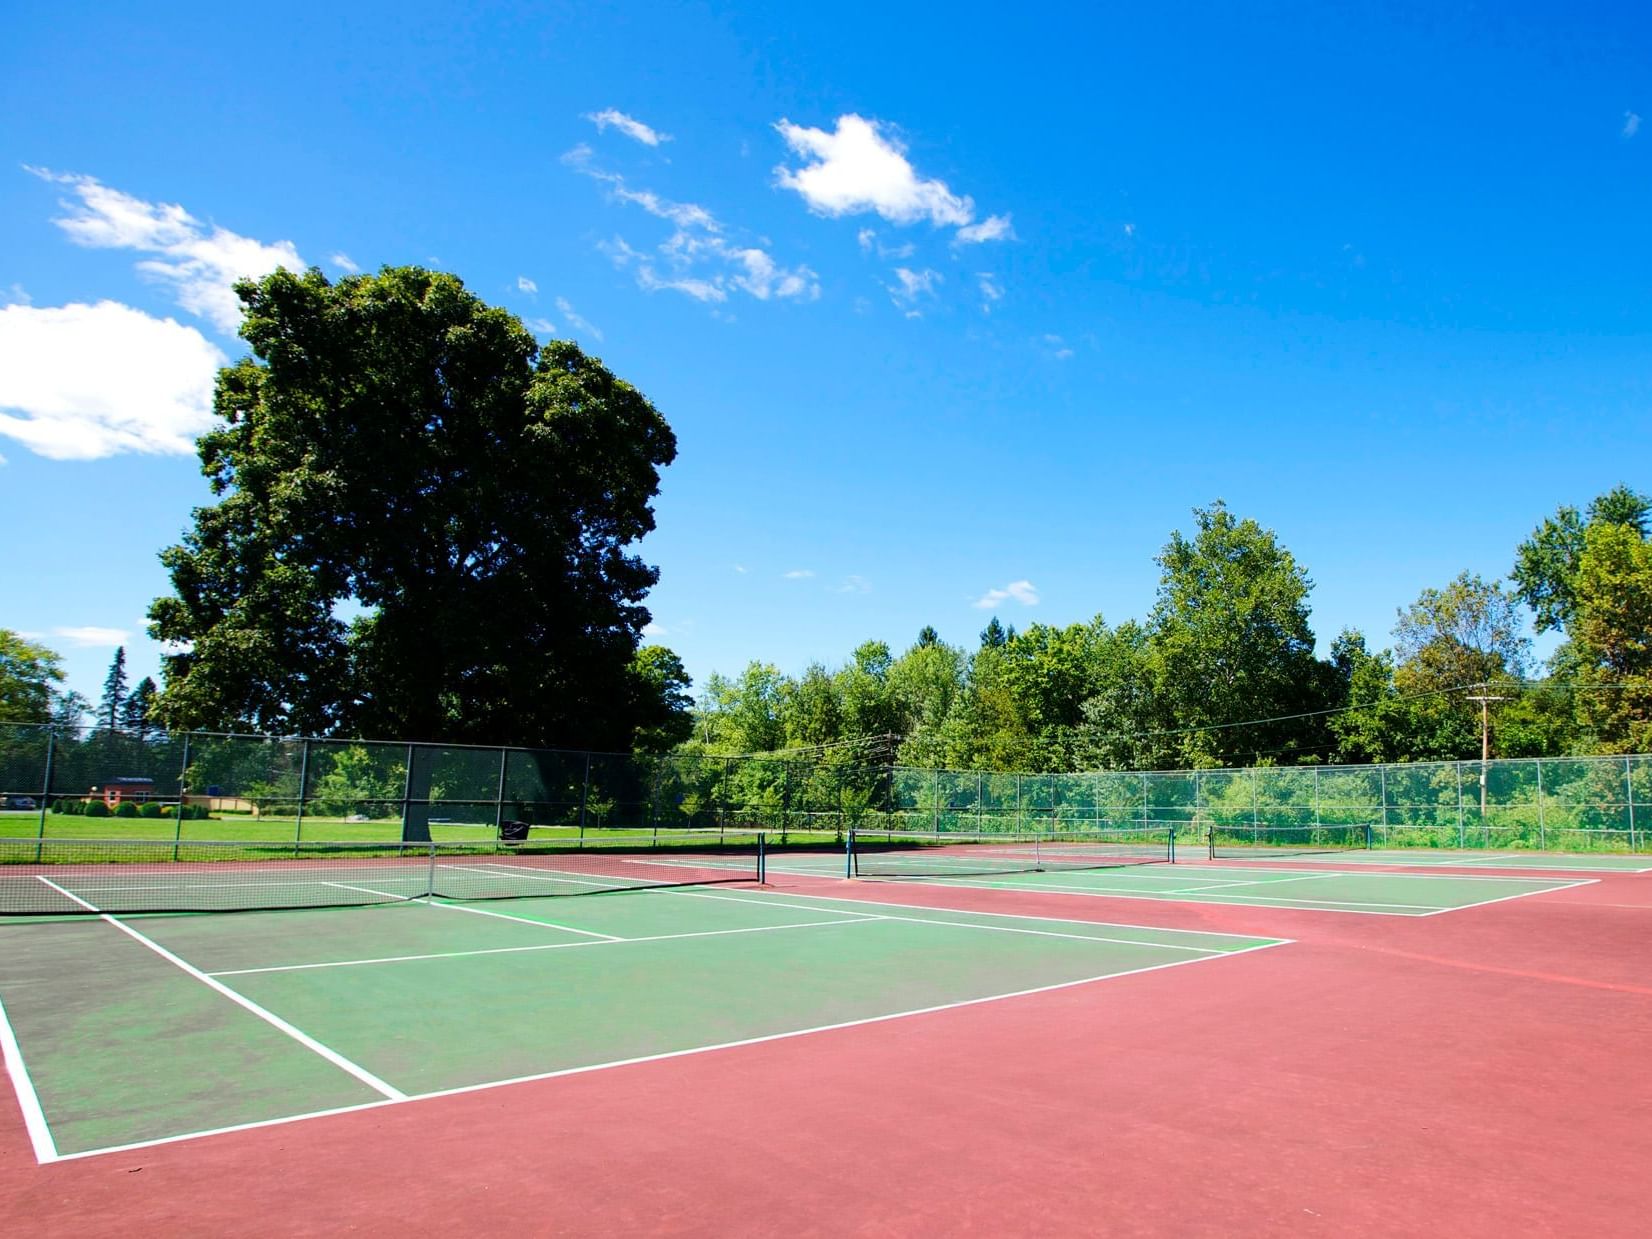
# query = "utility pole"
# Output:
<box><xmin>1465</xmin><ymin>686</ymin><xmax>1507</xmax><ymax>821</ymax></box>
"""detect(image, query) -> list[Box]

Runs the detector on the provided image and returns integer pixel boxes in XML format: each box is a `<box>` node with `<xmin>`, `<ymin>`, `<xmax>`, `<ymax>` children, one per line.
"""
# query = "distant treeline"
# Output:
<box><xmin>686</xmin><ymin>489</ymin><xmax>1652</xmax><ymax>772</ymax></box>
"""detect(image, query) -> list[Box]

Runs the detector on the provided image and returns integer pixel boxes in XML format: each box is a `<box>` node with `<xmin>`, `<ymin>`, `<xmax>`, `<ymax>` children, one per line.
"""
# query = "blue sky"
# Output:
<box><xmin>2</xmin><ymin>0</ymin><xmax>1648</xmax><ymax>713</ymax></box>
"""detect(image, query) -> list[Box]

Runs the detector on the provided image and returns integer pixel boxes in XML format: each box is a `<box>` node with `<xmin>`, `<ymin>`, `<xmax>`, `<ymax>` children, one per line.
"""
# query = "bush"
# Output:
<box><xmin>114</xmin><ymin>801</ymin><xmax>138</xmax><ymax>819</ymax></box>
<box><xmin>84</xmin><ymin>800</ymin><xmax>110</xmax><ymax>818</ymax></box>
<box><xmin>138</xmin><ymin>801</ymin><xmax>162</xmax><ymax>819</ymax></box>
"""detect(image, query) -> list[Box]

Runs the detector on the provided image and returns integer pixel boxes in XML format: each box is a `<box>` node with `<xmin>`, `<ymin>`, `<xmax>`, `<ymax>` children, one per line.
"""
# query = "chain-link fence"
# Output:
<box><xmin>1</xmin><ymin>722</ymin><xmax>1646</xmax><ymax>852</ymax></box>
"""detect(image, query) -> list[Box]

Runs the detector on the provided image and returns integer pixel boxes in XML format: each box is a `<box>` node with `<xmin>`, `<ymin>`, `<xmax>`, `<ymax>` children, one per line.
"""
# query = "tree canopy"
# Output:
<box><xmin>0</xmin><ymin>630</ymin><xmax>65</xmax><ymax>724</ymax></box>
<box><xmin>147</xmin><ymin>265</ymin><xmax>683</xmax><ymax>749</ymax></box>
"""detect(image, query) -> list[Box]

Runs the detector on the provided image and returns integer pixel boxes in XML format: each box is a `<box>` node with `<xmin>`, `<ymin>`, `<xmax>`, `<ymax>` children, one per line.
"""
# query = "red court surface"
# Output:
<box><xmin>3</xmin><ymin>864</ymin><xmax>1649</xmax><ymax>1236</ymax></box>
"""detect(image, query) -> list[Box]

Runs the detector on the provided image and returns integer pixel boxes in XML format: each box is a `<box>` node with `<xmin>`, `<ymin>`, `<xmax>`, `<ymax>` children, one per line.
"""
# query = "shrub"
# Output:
<box><xmin>84</xmin><ymin>800</ymin><xmax>110</xmax><ymax>818</ymax></box>
<box><xmin>138</xmin><ymin>801</ymin><xmax>162</xmax><ymax>819</ymax></box>
<box><xmin>114</xmin><ymin>801</ymin><xmax>138</xmax><ymax>818</ymax></box>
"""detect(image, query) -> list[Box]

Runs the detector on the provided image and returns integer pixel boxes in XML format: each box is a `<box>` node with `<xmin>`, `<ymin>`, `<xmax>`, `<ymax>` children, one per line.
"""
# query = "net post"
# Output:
<box><xmin>1168</xmin><ymin>824</ymin><xmax>1176</xmax><ymax>864</ymax></box>
<box><xmin>1363</xmin><ymin>824</ymin><xmax>1373</xmax><ymax>850</ymax></box>
<box><xmin>1207</xmin><ymin>825</ymin><xmax>1216</xmax><ymax>861</ymax></box>
<box><xmin>426</xmin><ymin>842</ymin><xmax>438</xmax><ymax>899</ymax></box>
<box><xmin>845</xmin><ymin>826</ymin><xmax>854</xmax><ymax>879</ymax></box>
<box><xmin>757</xmin><ymin>831</ymin><xmax>767</xmax><ymax>885</ymax></box>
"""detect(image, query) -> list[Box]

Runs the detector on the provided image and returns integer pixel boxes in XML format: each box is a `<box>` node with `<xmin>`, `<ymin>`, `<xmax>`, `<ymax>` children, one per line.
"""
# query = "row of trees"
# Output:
<box><xmin>2</xmin><ymin>264</ymin><xmax>1644</xmax><ymax>774</ymax></box>
<box><xmin>688</xmin><ymin>488</ymin><xmax>1652</xmax><ymax>772</ymax></box>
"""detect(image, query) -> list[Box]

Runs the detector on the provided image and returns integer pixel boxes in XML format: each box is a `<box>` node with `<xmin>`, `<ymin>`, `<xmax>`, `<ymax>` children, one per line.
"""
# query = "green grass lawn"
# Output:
<box><xmin>0</xmin><ymin>811</ymin><xmax>844</xmax><ymax>854</ymax></box>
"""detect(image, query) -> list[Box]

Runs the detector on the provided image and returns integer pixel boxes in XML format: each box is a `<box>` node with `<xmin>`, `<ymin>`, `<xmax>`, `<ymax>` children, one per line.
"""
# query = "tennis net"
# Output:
<box><xmin>1207</xmin><ymin>824</ymin><xmax>1372</xmax><ymax>859</ymax></box>
<box><xmin>0</xmin><ymin>830</ymin><xmax>766</xmax><ymax>916</ymax></box>
<box><xmin>849</xmin><ymin>827</ymin><xmax>1174</xmax><ymax>879</ymax></box>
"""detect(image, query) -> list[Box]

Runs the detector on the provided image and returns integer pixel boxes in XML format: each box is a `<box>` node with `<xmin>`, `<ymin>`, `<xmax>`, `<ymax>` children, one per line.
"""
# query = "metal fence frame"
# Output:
<box><xmin>1</xmin><ymin>722</ymin><xmax>1647</xmax><ymax>853</ymax></box>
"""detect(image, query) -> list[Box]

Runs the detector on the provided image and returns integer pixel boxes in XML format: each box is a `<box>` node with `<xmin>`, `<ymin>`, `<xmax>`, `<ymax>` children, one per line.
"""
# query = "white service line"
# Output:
<box><xmin>1414</xmin><ymin>877</ymin><xmax>1599</xmax><ymax>916</ymax></box>
<box><xmin>32</xmin><ymin>876</ymin><xmax>406</xmax><ymax>1106</ymax></box>
<box><xmin>209</xmin><ymin>915</ymin><xmax>889</xmax><ymax>977</ymax></box>
<box><xmin>326</xmin><ymin>877</ymin><xmax>625</xmax><ymax>939</ymax></box>
<box><xmin>46</xmin><ymin>936</ymin><xmax>1291</xmax><ymax>1165</ymax></box>
<box><xmin>661</xmin><ymin>886</ymin><xmax>1238</xmax><ymax>954</ymax></box>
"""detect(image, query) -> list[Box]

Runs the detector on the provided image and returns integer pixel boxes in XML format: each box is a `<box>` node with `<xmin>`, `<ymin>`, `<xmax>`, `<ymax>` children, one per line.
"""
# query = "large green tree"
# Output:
<box><xmin>0</xmin><ymin>630</ymin><xmax>65</xmax><ymax>723</ymax></box>
<box><xmin>1146</xmin><ymin>502</ymin><xmax>1330</xmax><ymax>765</ymax></box>
<box><xmin>148</xmin><ymin>266</ymin><xmax>679</xmax><ymax>749</ymax></box>
<box><xmin>1570</xmin><ymin>521</ymin><xmax>1652</xmax><ymax>751</ymax></box>
<box><xmin>1512</xmin><ymin>484</ymin><xmax>1650</xmax><ymax>633</ymax></box>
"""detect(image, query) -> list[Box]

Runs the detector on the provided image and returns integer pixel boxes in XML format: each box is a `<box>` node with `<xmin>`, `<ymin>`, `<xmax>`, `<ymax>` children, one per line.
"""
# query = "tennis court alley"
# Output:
<box><xmin>0</xmin><ymin>831</ymin><xmax>1282</xmax><ymax>1160</ymax></box>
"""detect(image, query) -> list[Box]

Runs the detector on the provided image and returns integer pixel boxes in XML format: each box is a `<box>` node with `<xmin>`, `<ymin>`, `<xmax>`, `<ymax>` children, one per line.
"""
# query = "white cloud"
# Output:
<box><xmin>0</xmin><ymin>301</ymin><xmax>223</xmax><ymax>460</ymax></box>
<box><xmin>977</xmin><ymin>273</ymin><xmax>1004</xmax><ymax>312</ymax></box>
<box><xmin>782</xmin><ymin>569</ymin><xmax>815</xmax><ymax>580</ymax></box>
<box><xmin>1122</xmin><ymin>222</ymin><xmax>1136</xmax><ymax>237</ymax></box>
<box><xmin>555</xmin><ymin>297</ymin><xmax>603</xmax><ymax>341</ymax></box>
<box><xmin>329</xmin><ymin>252</ymin><xmax>359</xmax><ymax>272</ymax></box>
<box><xmin>3</xmin><ymin>283</ymin><xmax>31</xmax><ymax>306</ymax></box>
<box><xmin>972</xmin><ymin>580</ymin><xmax>1040</xmax><ymax>609</ymax></box>
<box><xmin>733</xmin><ymin>564</ymin><xmax>748</xmax><ymax>574</ymax></box>
<box><xmin>572</xmin><ymin>153</ymin><xmax>820</xmax><ymax>305</ymax></box>
<box><xmin>524</xmin><ymin>317</ymin><xmax>556</xmax><ymax>335</ymax></box>
<box><xmin>836</xmin><ymin>575</ymin><xmax>872</xmax><ymax>594</ymax></box>
<box><xmin>774</xmin><ymin>115</ymin><xmax>974</xmax><ymax>227</ymax></box>
<box><xmin>642</xmin><ymin>620</ymin><xmax>669</xmax><ymax>637</ymax></box>
<box><xmin>585</xmin><ymin>108</ymin><xmax>672</xmax><ymax>147</ymax></box>
<box><xmin>1625</xmin><ymin>111</ymin><xmax>1642</xmax><ymax>138</ymax></box>
<box><xmin>857</xmin><ymin>228</ymin><xmax>876</xmax><ymax>252</ymax></box>
<box><xmin>1042</xmin><ymin>333</ymin><xmax>1074</xmax><ymax>360</ymax></box>
<box><xmin>30</xmin><ymin>168</ymin><xmax>303</xmax><ymax>333</ymax></box>
<box><xmin>517</xmin><ymin>275</ymin><xmax>538</xmax><ymax>295</ymax></box>
<box><xmin>53</xmin><ymin>626</ymin><xmax>130</xmax><ymax>647</ymax></box>
<box><xmin>887</xmin><ymin>267</ymin><xmax>942</xmax><ymax>309</ymax></box>
<box><xmin>955</xmin><ymin>214</ymin><xmax>1015</xmax><ymax>245</ymax></box>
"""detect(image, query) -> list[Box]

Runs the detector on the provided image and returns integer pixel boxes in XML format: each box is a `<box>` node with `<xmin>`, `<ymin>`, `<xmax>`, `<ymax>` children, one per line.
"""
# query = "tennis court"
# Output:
<box><xmin>0</xmin><ymin>863</ymin><xmax>1281</xmax><ymax>1159</ymax></box>
<box><xmin>748</xmin><ymin>837</ymin><xmax>1596</xmax><ymax>915</ymax></box>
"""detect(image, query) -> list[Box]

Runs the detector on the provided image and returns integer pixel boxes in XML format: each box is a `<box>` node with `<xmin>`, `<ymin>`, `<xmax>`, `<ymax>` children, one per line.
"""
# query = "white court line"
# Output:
<box><xmin>445</xmin><ymin>865</ymin><xmax>1223</xmax><ymax>952</ymax></box>
<box><xmin>661</xmin><ymin>886</ymin><xmax>1266</xmax><ymax>954</ymax></box>
<box><xmin>209</xmin><ymin>915</ymin><xmax>890</xmax><ymax>977</ymax></box>
<box><xmin>616</xmin><ymin>881</ymin><xmax>1289</xmax><ymax>948</ymax></box>
<box><xmin>324</xmin><ymin>877</ymin><xmax>624</xmax><ymax>941</ymax></box>
<box><xmin>43</xmin><ymin>936</ymin><xmax>1291</xmax><ymax>1164</ymax></box>
<box><xmin>32</xmin><ymin>877</ymin><xmax>406</xmax><ymax>1118</ymax></box>
<box><xmin>0</xmin><ymin>989</ymin><xmax>56</xmax><ymax>1163</ymax></box>
<box><xmin>859</xmin><ymin>875</ymin><xmax>1442</xmax><ymax>914</ymax></box>
<box><xmin>1415</xmin><ymin>878</ymin><xmax>1599</xmax><ymax>917</ymax></box>
<box><xmin>1172</xmin><ymin>863</ymin><xmax>1586</xmax><ymax>885</ymax></box>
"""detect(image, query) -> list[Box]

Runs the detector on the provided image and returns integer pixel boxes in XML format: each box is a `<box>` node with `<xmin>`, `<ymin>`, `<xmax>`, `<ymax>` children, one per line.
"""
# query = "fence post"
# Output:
<box><xmin>493</xmin><ymin>747</ymin><xmax>509</xmax><ymax>838</ymax></box>
<box><xmin>976</xmin><ymin>770</ymin><xmax>983</xmax><ymax>834</ymax></box>
<box><xmin>174</xmin><ymin>733</ymin><xmax>192</xmax><ymax>861</ymax></box>
<box><xmin>1016</xmin><ymin>774</ymin><xmax>1023</xmax><ymax>834</ymax></box>
<box><xmin>933</xmin><ymin>768</ymin><xmax>940</xmax><ymax>834</ymax></box>
<box><xmin>1313</xmin><ymin>765</ymin><xmax>1321</xmax><ymax>827</ymax></box>
<box><xmin>1536</xmin><ymin>759</ymin><xmax>1546</xmax><ymax>851</ymax></box>
<box><xmin>294</xmin><ymin>739</ymin><xmax>311</xmax><ymax>846</ymax></box>
<box><xmin>1379</xmin><ymin>765</ymin><xmax>1388</xmax><ymax>845</ymax></box>
<box><xmin>1251</xmin><ymin>768</ymin><xmax>1259</xmax><ymax>828</ymax></box>
<box><xmin>34</xmin><ymin>728</ymin><xmax>54</xmax><ymax>860</ymax></box>
<box><xmin>1455</xmin><ymin>762</ymin><xmax>1465</xmax><ymax>848</ymax></box>
<box><xmin>578</xmin><ymin>752</ymin><xmax>591</xmax><ymax>841</ymax></box>
<box><xmin>1627</xmin><ymin>757</ymin><xmax>1638</xmax><ymax>853</ymax></box>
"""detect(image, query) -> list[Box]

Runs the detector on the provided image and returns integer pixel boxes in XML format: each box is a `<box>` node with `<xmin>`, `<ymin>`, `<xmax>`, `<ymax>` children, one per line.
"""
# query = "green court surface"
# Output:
<box><xmin>0</xmin><ymin>886</ymin><xmax>1282</xmax><ymax>1160</ymax></box>
<box><xmin>752</xmin><ymin>854</ymin><xmax>1595</xmax><ymax>914</ymax></box>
